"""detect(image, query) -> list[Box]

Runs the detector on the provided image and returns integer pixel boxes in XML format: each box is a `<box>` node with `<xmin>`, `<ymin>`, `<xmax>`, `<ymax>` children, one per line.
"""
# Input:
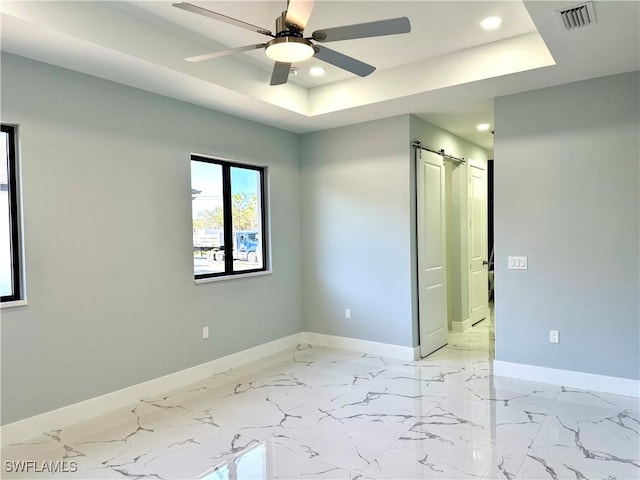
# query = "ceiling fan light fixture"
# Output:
<box><xmin>265</xmin><ymin>37</ymin><xmax>315</xmax><ymax>63</ymax></box>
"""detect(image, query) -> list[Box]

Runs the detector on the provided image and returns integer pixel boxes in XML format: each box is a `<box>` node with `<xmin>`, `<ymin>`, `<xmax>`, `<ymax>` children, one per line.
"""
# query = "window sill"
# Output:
<box><xmin>195</xmin><ymin>270</ymin><xmax>273</xmax><ymax>284</ymax></box>
<box><xmin>1</xmin><ymin>299</ymin><xmax>28</xmax><ymax>309</ymax></box>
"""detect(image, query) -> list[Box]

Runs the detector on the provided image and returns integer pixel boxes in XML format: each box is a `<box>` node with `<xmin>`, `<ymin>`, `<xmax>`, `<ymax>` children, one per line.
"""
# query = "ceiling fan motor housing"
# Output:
<box><xmin>265</xmin><ymin>10</ymin><xmax>314</xmax><ymax>63</ymax></box>
<box><xmin>276</xmin><ymin>11</ymin><xmax>304</xmax><ymax>37</ymax></box>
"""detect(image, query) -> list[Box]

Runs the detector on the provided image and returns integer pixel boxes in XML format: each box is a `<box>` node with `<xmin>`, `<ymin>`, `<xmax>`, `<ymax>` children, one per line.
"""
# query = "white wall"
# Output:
<box><xmin>0</xmin><ymin>53</ymin><xmax>303</xmax><ymax>424</ymax></box>
<box><xmin>494</xmin><ymin>71</ymin><xmax>640</xmax><ymax>380</ymax></box>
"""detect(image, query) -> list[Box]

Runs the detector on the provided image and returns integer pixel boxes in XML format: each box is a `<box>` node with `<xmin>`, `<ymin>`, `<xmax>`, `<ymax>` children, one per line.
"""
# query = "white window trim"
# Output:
<box><xmin>1</xmin><ymin>299</ymin><xmax>28</xmax><ymax>309</ymax></box>
<box><xmin>195</xmin><ymin>270</ymin><xmax>273</xmax><ymax>284</ymax></box>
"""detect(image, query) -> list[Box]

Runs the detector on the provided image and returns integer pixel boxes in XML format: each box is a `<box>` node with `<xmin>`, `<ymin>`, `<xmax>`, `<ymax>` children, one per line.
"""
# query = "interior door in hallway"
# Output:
<box><xmin>417</xmin><ymin>150</ymin><xmax>448</xmax><ymax>357</ymax></box>
<box><xmin>468</xmin><ymin>160</ymin><xmax>489</xmax><ymax>324</ymax></box>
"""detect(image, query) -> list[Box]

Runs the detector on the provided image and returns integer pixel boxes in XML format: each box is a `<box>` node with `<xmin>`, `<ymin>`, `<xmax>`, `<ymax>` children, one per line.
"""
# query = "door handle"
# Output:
<box><xmin>482</xmin><ymin>260</ymin><xmax>489</xmax><ymax>266</ymax></box>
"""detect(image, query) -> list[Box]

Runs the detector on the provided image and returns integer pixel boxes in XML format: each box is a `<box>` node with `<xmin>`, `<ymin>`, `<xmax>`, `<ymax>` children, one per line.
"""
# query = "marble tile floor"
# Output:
<box><xmin>2</xmin><ymin>318</ymin><xmax>638</xmax><ymax>480</ymax></box>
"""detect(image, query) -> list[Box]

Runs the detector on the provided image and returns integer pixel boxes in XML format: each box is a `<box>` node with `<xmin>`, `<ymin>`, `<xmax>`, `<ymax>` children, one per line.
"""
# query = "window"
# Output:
<box><xmin>191</xmin><ymin>155</ymin><xmax>267</xmax><ymax>279</ymax></box>
<box><xmin>1</xmin><ymin>125</ymin><xmax>22</xmax><ymax>302</ymax></box>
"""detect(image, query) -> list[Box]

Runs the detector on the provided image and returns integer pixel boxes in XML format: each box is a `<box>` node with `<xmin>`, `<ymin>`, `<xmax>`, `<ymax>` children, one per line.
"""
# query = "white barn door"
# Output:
<box><xmin>417</xmin><ymin>149</ymin><xmax>448</xmax><ymax>357</ymax></box>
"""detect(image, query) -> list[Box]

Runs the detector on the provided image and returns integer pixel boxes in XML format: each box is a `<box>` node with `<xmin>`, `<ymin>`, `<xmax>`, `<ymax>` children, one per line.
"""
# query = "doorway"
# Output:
<box><xmin>415</xmin><ymin>145</ymin><xmax>492</xmax><ymax>358</ymax></box>
<box><xmin>468</xmin><ymin>160</ymin><xmax>489</xmax><ymax>325</ymax></box>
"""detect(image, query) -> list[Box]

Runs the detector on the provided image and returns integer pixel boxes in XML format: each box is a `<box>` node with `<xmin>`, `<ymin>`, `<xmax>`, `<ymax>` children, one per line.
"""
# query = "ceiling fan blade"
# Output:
<box><xmin>312</xmin><ymin>17</ymin><xmax>411</xmax><ymax>43</ymax></box>
<box><xmin>270</xmin><ymin>62</ymin><xmax>291</xmax><ymax>86</ymax></box>
<box><xmin>173</xmin><ymin>2</ymin><xmax>273</xmax><ymax>37</ymax></box>
<box><xmin>313</xmin><ymin>45</ymin><xmax>375</xmax><ymax>77</ymax></box>
<box><xmin>185</xmin><ymin>44</ymin><xmax>266</xmax><ymax>62</ymax></box>
<box><xmin>285</xmin><ymin>0</ymin><xmax>315</xmax><ymax>30</ymax></box>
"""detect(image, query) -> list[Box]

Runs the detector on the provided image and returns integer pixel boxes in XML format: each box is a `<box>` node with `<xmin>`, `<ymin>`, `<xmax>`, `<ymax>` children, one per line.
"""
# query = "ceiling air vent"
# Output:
<box><xmin>556</xmin><ymin>2</ymin><xmax>597</xmax><ymax>30</ymax></box>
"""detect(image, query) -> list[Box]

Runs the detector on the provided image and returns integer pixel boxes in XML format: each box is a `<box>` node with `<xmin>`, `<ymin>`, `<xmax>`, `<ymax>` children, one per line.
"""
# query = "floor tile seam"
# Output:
<box><xmin>494</xmin><ymin>445</ymin><xmax>531</xmax><ymax>479</ymax></box>
<box><xmin>290</xmin><ymin>374</ymin><xmax>385</xmax><ymax>418</ymax></box>
<box><xmin>62</xmin><ymin>410</ymin><xmax>216</xmax><ymax>465</ymax></box>
<box><xmin>368</xmin><ymin>435</ymin><xmax>529</xmax><ymax>480</ymax></box>
<box><xmin>38</xmin><ymin>408</ymin><xmax>150</xmax><ymax>451</ymax></box>
<box><xmin>504</xmin><ymin>447</ymin><xmax>534</xmax><ymax>480</ymax></box>
<box><xmin>174</xmin><ymin>378</ymin><xmax>374</xmax><ymax>429</ymax></box>
<box><xmin>46</xmin><ymin>438</ymin><xmax>129</xmax><ymax>478</ymax></box>
<box><xmin>89</xmin><ymin>461</ymin><xmax>142</xmax><ymax>479</ymax></box>
<box><xmin>261</xmin><ymin>436</ymin><xmax>363</xmax><ymax>478</ymax></box>
<box><xmin>0</xmin><ymin>439</ymin><xmax>119</xmax><ymax>476</ymax></box>
<box><xmin>110</xmin><ymin>429</ymin><xmax>265</xmax><ymax>478</ymax></box>
<box><xmin>518</xmin><ymin>448</ymin><xmax>640</xmax><ymax>480</ymax></box>
<box><xmin>548</xmin><ymin>396</ymin><xmax>640</xmax><ymax>417</ymax></box>
<box><xmin>336</xmin><ymin>397</ymin><xmax>446</xmax><ymax>476</ymax></box>
<box><xmin>422</xmin><ymin>388</ymin><xmax>553</xmax><ymax>458</ymax></box>
<box><xmin>527</xmin><ymin>444</ymin><xmax>640</xmax><ymax>478</ymax></box>
<box><xmin>472</xmin><ymin>446</ymin><xmax>531</xmax><ymax>479</ymax></box>
<box><xmin>141</xmin><ymin>374</ymin><xmax>245</xmax><ymax>404</ymax></box>
<box><xmin>437</xmin><ymin>431</ymin><xmax>532</xmax><ymax>460</ymax></box>
<box><xmin>263</xmin><ymin>416</ymin><xmax>380</xmax><ymax>475</ymax></box>
<box><xmin>66</xmin><ymin>423</ymin><xmax>168</xmax><ymax>468</ymax></box>
<box><xmin>91</xmin><ymin>400</ymin><xmax>201</xmax><ymax>429</ymax></box>
<box><xmin>519</xmin><ymin>382</ymin><xmax>564</xmax><ymax>469</ymax></box>
<box><xmin>349</xmin><ymin>416</ymin><xmax>427</xmax><ymax>478</ymax></box>
<box><xmin>138</xmin><ymin>400</ymin><xmax>211</xmax><ymax>424</ymax></box>
<box><xmin>172</xmin><ymin>364</ymin><xmax>319</xmax><ymax>405</ymax></box>
<box><xmin>140</xmin><ymin>371</ymin><xmax>242</xmax><ymax>401</ymax></box>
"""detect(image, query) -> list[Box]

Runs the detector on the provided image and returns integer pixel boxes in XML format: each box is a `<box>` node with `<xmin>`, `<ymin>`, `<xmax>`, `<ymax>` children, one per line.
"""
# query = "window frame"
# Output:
<box><xmin>191</xmin><ymin>154</ymin><xmax>268</xmax><ymax>280</ymax></box>
<box><xmin>1</xmin><ymin>124</ymin><xmax>22</xmax><ymax>303</ymax></box>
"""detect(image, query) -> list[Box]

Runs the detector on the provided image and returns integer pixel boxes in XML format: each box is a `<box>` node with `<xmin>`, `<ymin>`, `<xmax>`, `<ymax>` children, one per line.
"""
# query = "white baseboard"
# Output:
<box><xmin>493</xmin><ymin>360</ymin><xmax>640</xmax><ymax>398</ymax></box>
<box><xmin>1</xmin><ymin>332</ymin><xmax>304</xmax><ymax>448</ymax></box>
<box><xmin>451</xmin><ymin>318</ymin><xmax>471</xmax><ymax>333</ymax></box>
<box><xmin>303</xmin><ymin>332</ymin><xmax>419</xmax><ymax>361</ymax></box>
<box><xmin>1</xmin><ymin>331</ymin><xmax>420</xmax><ymax>448</ymax></box>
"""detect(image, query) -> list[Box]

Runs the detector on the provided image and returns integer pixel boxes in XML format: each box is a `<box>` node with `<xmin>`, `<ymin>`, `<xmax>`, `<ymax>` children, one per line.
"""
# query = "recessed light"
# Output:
<box><xmin>309</xmin><ymin>66</ymin><xmax>326</xmax><ymax>77</ymax></box>
<box><xmin>480</xmin><ymin>16</ymin><xmax>502</xmax><ymax>30</ymax></box>
<box><xmin>477</xmin><ymin>123</ymin><xmax>491</xmax><ymax>132</ymax></box>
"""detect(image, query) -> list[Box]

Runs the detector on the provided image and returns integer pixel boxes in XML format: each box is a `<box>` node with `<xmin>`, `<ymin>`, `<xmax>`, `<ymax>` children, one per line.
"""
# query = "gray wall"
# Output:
<box><xmin>10</xmin><ymin>50</ymin><xmax>631</xmax><ymax>427</ymax></box>
<box><xmin>300</xmin><ymin>116</ymin><xmax>415</xmax><ymax>347</ymax></box>
<box><xmin>0</xmin><ymin>53</ymin><xmax>303</xmax><ymax>424</ymax></box>
<box><xmin>300</xmin><ymin>115</ymin><xmax>488</xmax><ymax>348</ymax></box>
<box><xmin>494</xmin><ymin>72</ymin><xmax>640</xmax><ymax>380</ymax></box>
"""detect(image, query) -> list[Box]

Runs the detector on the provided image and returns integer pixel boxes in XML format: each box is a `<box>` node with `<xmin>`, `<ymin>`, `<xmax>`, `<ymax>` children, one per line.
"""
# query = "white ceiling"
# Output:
<box><xmin>1</xmin><ymin>1</ymin><xmax>639</xmax><ymax>154</ymax></box>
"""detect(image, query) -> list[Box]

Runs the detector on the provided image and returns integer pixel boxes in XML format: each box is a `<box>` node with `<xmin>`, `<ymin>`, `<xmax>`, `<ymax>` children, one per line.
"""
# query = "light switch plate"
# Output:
<box><xmin>508</xmin><ymin>256</ymin><xmax>528</xmax><ymax>269</ymax></box>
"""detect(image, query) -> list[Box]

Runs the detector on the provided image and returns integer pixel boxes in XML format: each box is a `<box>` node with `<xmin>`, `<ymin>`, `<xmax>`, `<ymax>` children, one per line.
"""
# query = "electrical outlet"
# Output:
<box><xmin>203</xmin><ymin>327</ymin><xmax>209</xmax><ymax>340</ymax></box>
<box><xmin>345</xmin><ymin>308</ymin><xmax>351</xmax><ymax>319</ymax></box>
<box><xmin>549</xmin><ymin>330</ymin><xmax>559</xmax><ymax>344</ymax></box>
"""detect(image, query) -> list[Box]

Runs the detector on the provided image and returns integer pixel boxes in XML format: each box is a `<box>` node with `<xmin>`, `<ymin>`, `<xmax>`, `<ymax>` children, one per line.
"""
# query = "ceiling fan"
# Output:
<box><xmin>173</xmin><ymin>0</ymin><xmax>411</xmax><ymax>86</ymax></box>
